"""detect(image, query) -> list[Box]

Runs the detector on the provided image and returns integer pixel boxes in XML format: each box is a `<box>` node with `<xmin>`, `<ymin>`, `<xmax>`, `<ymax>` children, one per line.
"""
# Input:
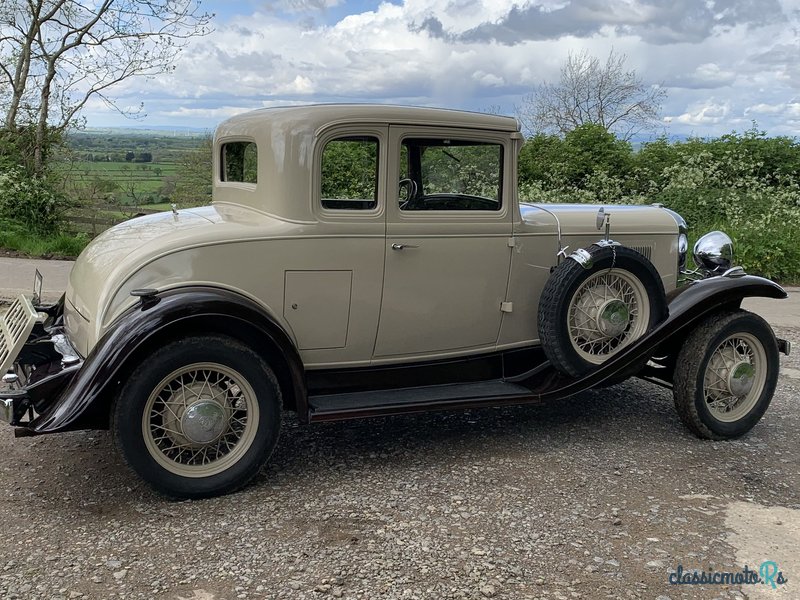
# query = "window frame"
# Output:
<box><xmin>319</xmin><ymin>135</ymin><xmax>381</xmax><ymax>212</ymax></box>
<box><xmin>398</xmin><ymin>137</ymin><xmax>504</xmax><ymax>213</ymax></box>
<box><xmin>313</xmin><ymin>126</ymin><xmax>387</xmax><ymax>220</ymax></box>
<box><xmin>217</xmin><ymin>137</ymin><xmax>259</xmax><ymax>190</ymax></box>
<box><xmin>387</xmin><ymin>127</ymin><xmax>511</xmax><ymax>223</ymax></box>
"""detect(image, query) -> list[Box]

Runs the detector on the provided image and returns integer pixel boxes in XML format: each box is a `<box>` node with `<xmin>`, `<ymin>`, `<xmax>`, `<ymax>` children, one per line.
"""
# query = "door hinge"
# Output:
<box><xmin>500</xmin><ymin>302</ymin><xmax>513</xmax><ymax>313</ymax></box>
<box><xmin>507</xmin><ymin>238</ymin><xmax>516</xmax><ymax>248</ymax></box>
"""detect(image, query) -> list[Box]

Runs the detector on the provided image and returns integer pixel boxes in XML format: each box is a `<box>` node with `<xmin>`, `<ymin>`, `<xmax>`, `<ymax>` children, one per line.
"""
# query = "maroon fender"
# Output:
<box><xmin>29</xmin><ymin>287</ymin><xmax>306</xmax><ymax>434</ymax></box>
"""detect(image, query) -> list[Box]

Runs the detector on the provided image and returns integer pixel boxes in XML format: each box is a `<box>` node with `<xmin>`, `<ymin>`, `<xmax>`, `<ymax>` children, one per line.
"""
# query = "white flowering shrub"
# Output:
<box><xmin>651</xmin><ymin>149</ymin><xmax>800</xmax><ymax>280</ymax></box>
<box><xmin>519</xmin><ymin>128</ymin><xmax>800</xmax><ymax>281</ymax></box>
<box><xmin>0</xmin><ymin>166</ymin><xmax>72</xmax><ymax>234</ymax></box>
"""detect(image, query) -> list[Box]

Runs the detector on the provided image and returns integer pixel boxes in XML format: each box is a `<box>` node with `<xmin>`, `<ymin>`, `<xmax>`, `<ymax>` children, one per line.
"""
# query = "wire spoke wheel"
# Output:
<box><xmin>142</xmin><ymin>362</ymin><xmax>260</xmax><ymax>478</ymax></box>
<box><xmin>672</xmin><ymin>311</ymin><xmax>779</xmax><ymax>440</ymax></box>
<box><xmin>567</xmin><ymin>268</ymin><xmax>650</xmax><ymax>365</ymax></box>
<box><xmin>538</xmin><ymin>244</ymin><xmax>666</xmax><ymax>378</ymax></box>
<box><xmin>702</xmin><ymin>333</ymin><xmax>767</xmax><ymax>423</ymax></box>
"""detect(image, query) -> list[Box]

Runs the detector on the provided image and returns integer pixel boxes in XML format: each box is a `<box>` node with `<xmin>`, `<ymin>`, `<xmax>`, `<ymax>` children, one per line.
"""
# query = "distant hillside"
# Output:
<box><xmin>75</xmin><ymin>125</ymin><xmax>210</xmax><ymax>138</ymax></box>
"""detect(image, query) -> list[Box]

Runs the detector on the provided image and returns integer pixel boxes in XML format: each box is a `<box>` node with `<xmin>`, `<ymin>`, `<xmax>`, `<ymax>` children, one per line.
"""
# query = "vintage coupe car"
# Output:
<box><xmin>0</xmin><ymin>105</ymin><xmax>791</xmax><ymax>498</ymax></box>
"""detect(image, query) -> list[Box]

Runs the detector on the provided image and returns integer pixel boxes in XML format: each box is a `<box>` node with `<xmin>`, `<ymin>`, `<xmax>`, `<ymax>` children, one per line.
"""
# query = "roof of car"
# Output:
<box><xmin>216</xmin><ymin>104</ymin><xmax>520</xmax><ymax>138</ymax></box>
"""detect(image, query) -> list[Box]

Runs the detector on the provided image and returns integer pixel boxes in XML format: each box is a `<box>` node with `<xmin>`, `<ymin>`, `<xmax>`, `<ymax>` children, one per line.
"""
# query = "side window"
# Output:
<box><xmin>221</xmin><ymin>141</ymin><xmax>257</xmax><ymax>183</ymax></box>
<box><xmin>321</xmin><ymin>136</ymin><xmax>378</xmax><ymax>210</ymax></box>
<box><xmin>399</xmin><ymin>138</ymin><xmax>502</xmax><ymax>211</ymax></box>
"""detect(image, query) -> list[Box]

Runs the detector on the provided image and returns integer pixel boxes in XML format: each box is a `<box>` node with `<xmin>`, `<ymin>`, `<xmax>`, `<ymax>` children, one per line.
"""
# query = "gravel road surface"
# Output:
<box><xmin>0</xmin><ymin>259</ymin><xmax>797</xmax><ymax>599</ymax></box>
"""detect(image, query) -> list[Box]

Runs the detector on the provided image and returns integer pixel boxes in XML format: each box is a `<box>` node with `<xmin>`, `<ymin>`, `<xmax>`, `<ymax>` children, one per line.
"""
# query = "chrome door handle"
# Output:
<box><xmin>391</xmin><ymin>243</ymin><xmax>419</xmax><ymax>250</ymax></box>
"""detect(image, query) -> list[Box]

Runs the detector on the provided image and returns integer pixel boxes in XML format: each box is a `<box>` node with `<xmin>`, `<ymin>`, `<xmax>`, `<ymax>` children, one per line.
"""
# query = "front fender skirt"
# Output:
<box><xmin>29</xmin><ymin>287</ymin><xmax>306</xmax><ymax>434</ymax></box>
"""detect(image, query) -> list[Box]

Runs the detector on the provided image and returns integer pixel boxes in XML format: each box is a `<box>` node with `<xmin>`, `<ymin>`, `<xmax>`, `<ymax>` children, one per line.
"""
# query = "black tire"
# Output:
<box><xmin>673</xmin><ymin>310</ymin><xmax>779</xmax><ymax>440</ymax></box>
<box><xmin>112</xmin><ymin>335</ymin><xmax>282</xmax><ymax>499</ymax></box>
<box><xmin>538</xmin><ymin>244</ymin><xmax>667</xmax><ymax>378</ymax></box>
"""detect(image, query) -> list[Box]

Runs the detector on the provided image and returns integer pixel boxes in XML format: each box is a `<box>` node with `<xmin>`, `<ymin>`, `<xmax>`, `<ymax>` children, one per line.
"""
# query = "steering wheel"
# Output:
<box><xmin>398</xmin><ymin>178</ymin><xmax>418</xmax><ymax>209</ymax></box>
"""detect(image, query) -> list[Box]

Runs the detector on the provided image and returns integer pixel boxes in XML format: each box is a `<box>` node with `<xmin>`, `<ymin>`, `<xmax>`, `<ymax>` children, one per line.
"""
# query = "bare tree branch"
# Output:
<box><xmin>0</xmin><ymin>0</ymin><xmax>214</xmax><ymax>173</ymax></box>
<box><xmin>515</xmin><ymin>49</ymin><xmax>667</xmax><ymax>141</ymax></box>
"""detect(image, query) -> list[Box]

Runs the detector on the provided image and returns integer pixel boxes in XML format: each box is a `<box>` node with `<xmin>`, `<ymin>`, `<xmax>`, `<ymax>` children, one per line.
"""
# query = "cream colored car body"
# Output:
<box><xmin>63</xmin><ymin>105</ymin><xmax>680</xmax><ymax>369</ymax></box>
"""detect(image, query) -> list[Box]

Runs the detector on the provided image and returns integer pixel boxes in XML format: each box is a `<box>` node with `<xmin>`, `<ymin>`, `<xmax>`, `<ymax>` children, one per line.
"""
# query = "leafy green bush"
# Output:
<box><xmin>322</xmin><ymin>139</ymin><xmax>378</xmax><ymax>200</ymax></box>
<box><xmin>519</xmin><ymin>125</ymin><xmax>800</xmax><ymax>282</ymax></box>
<box><xmin>0</xmin><ymin>167</ymin><xmax>73</xmax><ymax>234</ymax></box>
<box><xmin>519</xmin><ymin>124</ymin><xmax>633</xmax><ymax>190</ymax></box>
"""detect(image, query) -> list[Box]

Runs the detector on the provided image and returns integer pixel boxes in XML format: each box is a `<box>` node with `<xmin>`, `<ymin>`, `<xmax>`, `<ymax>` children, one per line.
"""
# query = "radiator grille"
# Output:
<box><xmin>0</xmin><ymin>296</ymin><xmax>39</xmax><ymax>375</ymax></box>
<box><xmin>628</xmin><ymin>245</ymin><xmax>653</xmax><ymax>260</ymax></box>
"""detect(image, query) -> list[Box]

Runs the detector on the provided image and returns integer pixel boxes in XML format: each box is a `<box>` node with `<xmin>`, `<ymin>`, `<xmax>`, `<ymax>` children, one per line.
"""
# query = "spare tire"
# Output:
<box><xmin>538</xmin><ymin>244</ymin><xmax>667</xmax><ymax>378</ymax></box>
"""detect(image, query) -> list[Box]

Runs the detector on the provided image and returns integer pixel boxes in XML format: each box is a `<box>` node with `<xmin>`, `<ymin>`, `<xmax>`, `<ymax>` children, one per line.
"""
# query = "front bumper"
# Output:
<box><xmin>0</xmin><ymin>294</ymin><xmax>82</xmax><ymax>427</ymax></box>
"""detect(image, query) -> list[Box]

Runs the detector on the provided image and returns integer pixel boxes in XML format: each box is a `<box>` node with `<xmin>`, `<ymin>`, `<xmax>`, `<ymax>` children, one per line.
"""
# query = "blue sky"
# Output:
<box><xmin>82</xmin><ymin>0</ymin><xmax>800</xmax><ymax>138</ymax></box>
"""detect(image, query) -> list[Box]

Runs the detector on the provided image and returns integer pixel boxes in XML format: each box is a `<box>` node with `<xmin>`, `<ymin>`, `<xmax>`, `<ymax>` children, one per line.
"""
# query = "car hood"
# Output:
<box><xmin>65</xmin><ymin>204</ymin><xmax>291</xmax><ymax>353</ymax></box>
<box><xmin>520</xmin><ymin>202</ymin><xmax>678</xmax><ymax>235</ymax></box>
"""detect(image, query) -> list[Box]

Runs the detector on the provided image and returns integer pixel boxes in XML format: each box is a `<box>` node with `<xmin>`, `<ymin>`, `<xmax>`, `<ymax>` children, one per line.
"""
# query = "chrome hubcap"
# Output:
<box><xmin>728</xmin><ymin>361</ymin><xmax>755</xmax><ymax>397</ymax></box>
<box><xmin>598</xmin><ymin>299</ymin><xmax>630</xmax><ymax>337</ymax></box>
<box><xmin>181</xmin><ymin>400</ymin><xmax>227</xmax><ymax>444</ymax></box>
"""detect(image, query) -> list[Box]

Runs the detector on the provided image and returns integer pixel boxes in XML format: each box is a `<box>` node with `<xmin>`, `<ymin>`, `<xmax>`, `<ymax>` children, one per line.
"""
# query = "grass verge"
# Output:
<box><xmin>0</xmin><ymin>219</ymin><xmax>89</xmax><ymax>259</ymax></box>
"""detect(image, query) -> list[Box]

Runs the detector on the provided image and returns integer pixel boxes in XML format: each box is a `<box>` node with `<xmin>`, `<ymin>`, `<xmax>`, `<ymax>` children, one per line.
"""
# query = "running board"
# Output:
<box><xmin>308</xmin><ymin>380</ymin><xmax>534</xmax><ymax>422</ymax></box>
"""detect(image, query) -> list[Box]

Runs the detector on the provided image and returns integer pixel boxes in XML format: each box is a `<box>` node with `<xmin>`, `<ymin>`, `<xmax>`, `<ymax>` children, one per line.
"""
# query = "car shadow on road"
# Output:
<box><xmin>5</xmin><ymin>379</ymin><xmax>695</xmax><ymax>505</ymax></box>
<box><xmin>257</xmin><ymin>379</ymin><xmax>686</xmax><ymax>486</ymax></box>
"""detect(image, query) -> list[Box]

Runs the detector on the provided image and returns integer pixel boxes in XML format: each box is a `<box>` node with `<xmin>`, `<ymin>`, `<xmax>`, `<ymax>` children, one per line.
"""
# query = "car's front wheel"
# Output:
<box><xmin>112</xmin><ymin>335</ymin><xmax>282</xmax><ymax>499</ymax></box>
<box><xmin>673</xmin><ymin>311</ymin><xmax>779</xmax><ymax>440</ymax></box>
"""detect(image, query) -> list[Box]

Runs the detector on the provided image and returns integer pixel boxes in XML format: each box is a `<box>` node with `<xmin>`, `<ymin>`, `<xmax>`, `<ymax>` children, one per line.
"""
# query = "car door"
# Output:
<box><xmin>373</xmin><ymin>126</ymin><xmax>513</xmax><ymax>360</ymax></box>
<box><xmin>286</xmin><ymin>125</ymin><xmax>389</xmax><ymax>368</ymax></box>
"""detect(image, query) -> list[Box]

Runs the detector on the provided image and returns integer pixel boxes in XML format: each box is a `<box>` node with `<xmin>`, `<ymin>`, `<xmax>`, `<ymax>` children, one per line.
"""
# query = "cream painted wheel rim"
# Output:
<box><xmin>142</xmin><ymin>363</ymin><xmax>259</xmax><ymax>478</ymax></box>
<box><xmin>703</xmin><ymin>333</ymin><xmax>767</xmax><ymax>422</ymax></box>
<box><xmin>568</xmin><ymin>268</ymin><xmax>650</xmax><ymax>365</ymax></box>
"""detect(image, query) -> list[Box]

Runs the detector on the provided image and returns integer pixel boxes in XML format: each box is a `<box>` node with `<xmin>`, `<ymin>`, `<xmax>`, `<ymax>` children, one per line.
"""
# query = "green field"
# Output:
<box><xmin>63</xmin><ymin>160</ymin><xmax>182</xmax><ymax>204</ymax></box>
<box><xmin>50</xmin><ymin>128</ymin><xmax>211</xmax><ymax>238</ymax></box>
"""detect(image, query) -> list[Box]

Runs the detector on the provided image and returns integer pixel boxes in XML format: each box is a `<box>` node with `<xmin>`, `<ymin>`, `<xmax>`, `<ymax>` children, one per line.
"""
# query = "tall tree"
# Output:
<box><xmin>0</xmin><ymin>0</ymin><xmax>213</xmax><ymax>173</ymax></box>
<box><xmin>516</xmin><ymin>49</ymin><xmax>667</xmax><ymax>141</ymax></box>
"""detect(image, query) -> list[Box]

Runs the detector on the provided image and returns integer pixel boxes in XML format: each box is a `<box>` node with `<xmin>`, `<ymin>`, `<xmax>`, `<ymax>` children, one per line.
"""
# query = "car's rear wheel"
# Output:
<box><xmin>538</xmin><ymin>244</ymin><xmax>667</xmax><ymax>378</ymax></box>
<box><xmin>112</xmin><ymin>335</ymin><xmax>282</xmax><ymax>499</ymax></box>
<box><xmin>673</xmin><ymin>311</ymin><xmax>778</xmax><ymax>440</ymax></box>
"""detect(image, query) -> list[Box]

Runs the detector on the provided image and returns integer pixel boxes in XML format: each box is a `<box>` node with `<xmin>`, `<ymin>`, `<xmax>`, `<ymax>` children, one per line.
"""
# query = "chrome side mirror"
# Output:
<box><xmin>693</xmin><ymin>231</ymin><xmax>734</xmax><ymax>273</ymax></box>
<box><xmin>596</xmin><ymin>206</ymin><xmax>612</xmax><ymax>241</ymax></box>
<box><xmin>595</xmin><ymin>207</ymin><xmax>605</xmax><ymax>231</ymax></box>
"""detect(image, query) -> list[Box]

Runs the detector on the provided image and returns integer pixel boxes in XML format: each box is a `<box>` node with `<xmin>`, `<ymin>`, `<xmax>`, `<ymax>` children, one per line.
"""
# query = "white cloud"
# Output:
<box><xmin>667</xmin><ymin>100</ymin><xmax>731</xmax><ymax>125</ymax></box>
<box><xmin>76</xmin><ymin>0</ymin><xmax>800</xmax><ymax>137</ymax></box>
<box><xmin>160</xmin><ymin>106</ymin><xmax>255</xmax><ymax>119</ymax></box>
<box><xmin>745</xmin><ymin>102</ymin><xmax>800</xmax><ymax>118</ymax></box>
<box><xmin>272</xmin><ymin>0</ymin><xmax>343</xmax><ymax>13</ymax></box>
<box><xmin>274</xmin><ymin>75</ymin><xmax>316</xmax><ymax>95</ymax></box>
<box><xmin>668</xmin><ymin>63</ymin><xmax>737</xmax><ymax>89</ymax></box>
<box><xmin>472</xmin><ymin>71</ymin><xmax>505</xmax><ymax>87</ymax></box>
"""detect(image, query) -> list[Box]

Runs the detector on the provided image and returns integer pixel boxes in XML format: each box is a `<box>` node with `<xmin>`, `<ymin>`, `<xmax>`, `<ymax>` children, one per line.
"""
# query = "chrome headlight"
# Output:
<box><xmin>678</xmin><ymin>231</ymin><xmax>689</xmax><ymax>270</ymax></box>
<box><xmin>660</xmin><ymin>207</ymin><xmax>688</xmax><ymax>270</ymax></box>
<box><xmin>693</xmin><ymin>231</ymin><xmax>734</xmax><ymax>273</ymax></box>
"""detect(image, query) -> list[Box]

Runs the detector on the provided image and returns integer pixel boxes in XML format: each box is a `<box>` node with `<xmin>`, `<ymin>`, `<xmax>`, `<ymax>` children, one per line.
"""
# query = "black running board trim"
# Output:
<box><xmin>308</xmin><ymin>380</ymin><xmax>533</xmax><ymax>422</ymax></box>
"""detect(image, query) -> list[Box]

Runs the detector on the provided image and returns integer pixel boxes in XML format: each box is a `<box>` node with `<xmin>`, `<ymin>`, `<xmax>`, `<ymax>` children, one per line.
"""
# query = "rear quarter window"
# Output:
<box><xmin>221</xmin><ymin>141</ymin><xmax>257</xmax><ymax>183</ymax></box>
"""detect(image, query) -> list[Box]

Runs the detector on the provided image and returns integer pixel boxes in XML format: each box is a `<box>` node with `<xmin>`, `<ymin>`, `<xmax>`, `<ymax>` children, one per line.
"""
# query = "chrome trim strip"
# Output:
<box><xmin>722</xmin><ymin>266</ymin><xmax>747</xmax><ymax>278</ymax></box>
<box><xmin>530</xmin><ymin>203</ymin><xmax>564</xmax><ymax>260</ymax></box>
